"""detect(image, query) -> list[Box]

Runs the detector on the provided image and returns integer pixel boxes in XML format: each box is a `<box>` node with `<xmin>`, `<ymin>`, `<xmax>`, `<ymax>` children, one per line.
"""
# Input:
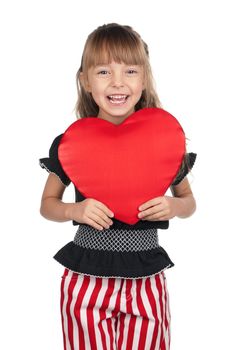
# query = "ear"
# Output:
<box><xmin>79</xmin><ymin>72</ymin><xmax>92</xmax><ymax>92</ymax></box>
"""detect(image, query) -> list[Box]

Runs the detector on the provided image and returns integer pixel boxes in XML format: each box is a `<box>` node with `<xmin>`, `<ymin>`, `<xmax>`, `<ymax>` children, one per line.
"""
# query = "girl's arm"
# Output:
<box><xmin>40</xmin><ymin>173</ymin><xmax>75</xmax><ymax>222</ymax></box>
<box><xmin>169</xmin><ymin>177</ymin><xmax>196</xmax><ymax>218</ymax></box>
<box><xmin>40</xmin><ymin>173</ymin><xmax>114</xmax><ymax>230</ymax></box>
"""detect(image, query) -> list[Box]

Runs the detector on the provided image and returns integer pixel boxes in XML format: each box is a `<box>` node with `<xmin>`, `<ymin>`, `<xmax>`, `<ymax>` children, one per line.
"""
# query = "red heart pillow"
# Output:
<box><xmin>58</xmin><ymin>108</ymin><xmax>186</xmax><ymax>224</ymax></box>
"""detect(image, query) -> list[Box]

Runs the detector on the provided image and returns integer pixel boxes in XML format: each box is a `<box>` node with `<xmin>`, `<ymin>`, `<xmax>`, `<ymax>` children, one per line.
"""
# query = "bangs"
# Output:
<box><xmin>82</xmin><ymin>25</ymin><xmax>147</xmax><ymax>70</ymax></box>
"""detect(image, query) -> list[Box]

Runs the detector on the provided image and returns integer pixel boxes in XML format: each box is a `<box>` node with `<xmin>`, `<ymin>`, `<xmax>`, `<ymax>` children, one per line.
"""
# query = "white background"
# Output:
<box><xmin>1</xmin><ymin>0</ymin><xmax>231</xmax><ymax>349</ymax></box>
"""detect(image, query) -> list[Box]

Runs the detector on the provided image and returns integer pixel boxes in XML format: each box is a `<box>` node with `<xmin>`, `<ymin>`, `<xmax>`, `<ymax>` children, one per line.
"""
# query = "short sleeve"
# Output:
<box><xmin>171</xmin><ymin>152</ymin><xmax>197</xmax><ymax>186</ymax></box>
<box><xmin>39</xmin><ymin>134</ymin><xmax>71</xmax><ymax>186</ymax></box>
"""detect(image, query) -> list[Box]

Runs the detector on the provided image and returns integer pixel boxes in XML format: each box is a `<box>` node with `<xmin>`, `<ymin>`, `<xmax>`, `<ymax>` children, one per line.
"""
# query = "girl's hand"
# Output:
<box><xmin>138</xmin><ymin>179</ymin><xmax>196</xmax><ymax>221</ymax></box>
<box><xmin>138</xmin><ymin>196</ymin><xmax>179</xmax><ymax>221</ymax></box>
<box><xmin>66</xmin><ymin>198</ymin><xmax>114</xmax><ymax>231</ymax></box>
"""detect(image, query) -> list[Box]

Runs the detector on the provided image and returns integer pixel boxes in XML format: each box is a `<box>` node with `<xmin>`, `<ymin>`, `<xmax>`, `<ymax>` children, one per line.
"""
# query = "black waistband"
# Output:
<box><xmin>73</xmin><ymin>224</ymin><xmax>160</xmax><ymax>252</ymax></box>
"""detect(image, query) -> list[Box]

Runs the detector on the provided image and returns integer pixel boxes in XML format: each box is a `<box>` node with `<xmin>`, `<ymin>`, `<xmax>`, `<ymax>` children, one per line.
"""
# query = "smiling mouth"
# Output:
<box><xmin>107</xmin><ymin>94</ymin><xmax>129</xmax><ymax>104</ymax></box>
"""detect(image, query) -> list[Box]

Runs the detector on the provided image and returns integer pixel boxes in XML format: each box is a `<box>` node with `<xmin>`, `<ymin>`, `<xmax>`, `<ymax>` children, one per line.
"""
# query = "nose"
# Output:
<box><xmin>111</xmin><ymin>71</ymin><xmax>124</xmax><ymax>88</ymax></box>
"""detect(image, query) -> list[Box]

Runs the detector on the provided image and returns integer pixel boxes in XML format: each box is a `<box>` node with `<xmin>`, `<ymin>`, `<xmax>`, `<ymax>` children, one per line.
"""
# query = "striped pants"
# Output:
<box><xmin>60</xmin><ymin>269</ymin><xmax>171</xmax><ymax>350</ymax></box>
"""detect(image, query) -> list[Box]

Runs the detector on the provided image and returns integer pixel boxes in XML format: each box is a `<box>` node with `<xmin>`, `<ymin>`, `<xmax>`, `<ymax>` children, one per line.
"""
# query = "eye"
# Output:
<box><xmin>127</xmin><ymin>69</ymin><xmax>138</xmax><ymax>74</ymax></box>
<box><xmin>97</xmin><ymin>70</ymin><xmax>109</xmax><ymax>75</ymax></box>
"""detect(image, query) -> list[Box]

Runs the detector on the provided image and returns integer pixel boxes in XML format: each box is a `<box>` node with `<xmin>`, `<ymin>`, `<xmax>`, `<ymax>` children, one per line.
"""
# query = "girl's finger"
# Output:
<box><xmin>93</xmin><ymin>207</ymin><xmax>113</xmax><ymax>225</ymax></box>
<box><xmin>138</xmin><ymin>197</ymin><xmax>163</xmax><ymax>211</ymax></box>
<box><xmin>142</xmin><ymin>210</ymin><xmax>168</xmax><ymax>221</ymax></box>
<box><xmin>138</xmin><ymin>204</ymin><xmax>164</xmax><ymax>218</ymax></box>
<box><xmin>90</xmin><ymin>212</ymin><xmax>111</xmax><ymax>229</ymax></box>
<box><xmin>95</xmin><ymin>200</ymin><xmax>114</xmax><ymax>218</ymax></box>
<box><xmin>85</xmin><ymin>217</ymin><xmax>104</xmax><ymax>231</ymax></box>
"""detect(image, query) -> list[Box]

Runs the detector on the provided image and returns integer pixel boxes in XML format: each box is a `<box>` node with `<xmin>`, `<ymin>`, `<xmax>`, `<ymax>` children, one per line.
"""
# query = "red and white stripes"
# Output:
<box><xmin>60</xmin><ymin>269</ymin><xmax>171</xmax><ymax>350</ymax></box>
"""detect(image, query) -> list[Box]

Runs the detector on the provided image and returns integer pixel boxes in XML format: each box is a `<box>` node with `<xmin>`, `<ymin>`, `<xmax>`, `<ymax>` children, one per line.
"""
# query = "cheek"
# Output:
<box><xmin>90</xmin><ymin>91</ymin><xmax>101</xmax><ymax>105</ymax></box>
<box><xmin>91</xmin><ymin>80</ymin><xmax>107</xmax><ymax>95</ymax></box>
<box><xmin>90</xmin><ymin>86</ymin><xmax>107</xmax><ymax>105</ymax></box>
<box><xmin>133</xmin><ymin>81</ymin><xmax>145</xmax><ymax>95</ymax></box>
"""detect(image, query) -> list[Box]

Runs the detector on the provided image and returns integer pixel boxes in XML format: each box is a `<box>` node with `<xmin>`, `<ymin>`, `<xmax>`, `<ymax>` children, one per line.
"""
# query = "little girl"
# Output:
<box><xmin>39</xmin><ymin>23</ymin><xmax>196</xmax><ymax>350</ymax></box>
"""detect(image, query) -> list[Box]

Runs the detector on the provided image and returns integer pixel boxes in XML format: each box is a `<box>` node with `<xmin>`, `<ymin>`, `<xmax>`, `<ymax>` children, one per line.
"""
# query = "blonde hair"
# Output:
<box><xmin>74</xmin><ymin>23</ymin><xmax>163</xmax><ymax>118</ymax></box>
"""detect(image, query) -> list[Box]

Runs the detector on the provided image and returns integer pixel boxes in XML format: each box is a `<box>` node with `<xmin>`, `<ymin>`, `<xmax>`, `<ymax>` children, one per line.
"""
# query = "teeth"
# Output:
<box><xmin>108</xmin><ymin>95</ymin><xmax>127</xmax><ymax>99</ymax></box>
<box><xmin>107</xmin><ymin>94</ymin><xmax>128</xmax><ymax>104</ymax></box>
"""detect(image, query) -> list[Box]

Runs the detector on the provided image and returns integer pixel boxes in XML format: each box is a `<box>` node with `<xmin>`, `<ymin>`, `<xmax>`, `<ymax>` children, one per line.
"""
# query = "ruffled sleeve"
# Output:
<box><xmin>171</xmin><ymin>152</ymin><xmax>197</xmax><ymax>186</ymax></box>
<box><xmin>39</xmin><ymin>134</ymin><xmax>71</xmax><ymax>186</ymax></box>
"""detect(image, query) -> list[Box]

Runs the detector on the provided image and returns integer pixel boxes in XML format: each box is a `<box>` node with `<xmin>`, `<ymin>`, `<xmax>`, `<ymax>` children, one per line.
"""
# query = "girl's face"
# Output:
<box><xmin>82</xmin><ymin>61</ymin><xmax>145</xmax><ymax>125</ymax></box>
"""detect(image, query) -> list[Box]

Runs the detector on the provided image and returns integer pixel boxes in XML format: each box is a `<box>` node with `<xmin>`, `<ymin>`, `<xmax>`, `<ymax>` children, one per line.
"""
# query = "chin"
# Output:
<box><xmin>111</xmin><ymin>107</ymin><xmax>134</xmax><ymax>116</ymax></box>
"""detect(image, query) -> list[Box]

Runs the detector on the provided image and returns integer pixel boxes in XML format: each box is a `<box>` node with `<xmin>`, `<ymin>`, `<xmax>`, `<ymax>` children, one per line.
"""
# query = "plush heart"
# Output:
<box><xmin>58</xmin><ymin>108</ymin><xmax>186</xmax><ymax>225</ymax></box>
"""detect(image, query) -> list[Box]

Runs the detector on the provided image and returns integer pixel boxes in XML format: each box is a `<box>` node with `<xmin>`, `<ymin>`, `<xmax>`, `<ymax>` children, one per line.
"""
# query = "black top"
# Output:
<box><xmin>39</xmin><ymin>133</ymin><xmax>197</xmax><ymax>278</ymax></box>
